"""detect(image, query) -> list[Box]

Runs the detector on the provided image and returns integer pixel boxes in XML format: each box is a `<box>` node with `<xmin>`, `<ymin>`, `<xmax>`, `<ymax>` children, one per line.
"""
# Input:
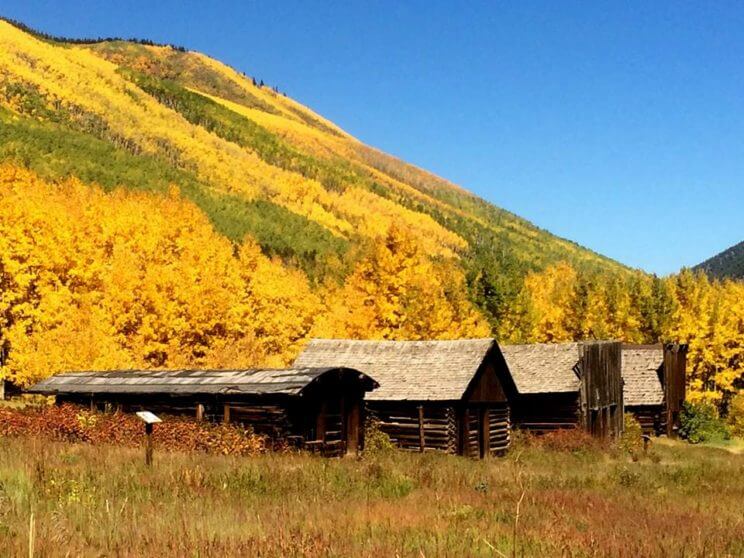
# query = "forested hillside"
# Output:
<box><xmin>696</xmin><ymin>241</ymin><xmax>744</xmax><ymax>280</ymax></box>
<box><xmin>0</xmin><ymin>19</ymin><xmax>742</xmax><ymax>409</ymax></box>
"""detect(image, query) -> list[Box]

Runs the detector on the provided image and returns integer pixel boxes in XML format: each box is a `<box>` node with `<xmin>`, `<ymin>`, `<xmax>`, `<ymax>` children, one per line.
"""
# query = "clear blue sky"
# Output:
<box><xmin>2</xmin><ymin>1</ymin><xmax>743</xmax><ymax>275</ymax></box>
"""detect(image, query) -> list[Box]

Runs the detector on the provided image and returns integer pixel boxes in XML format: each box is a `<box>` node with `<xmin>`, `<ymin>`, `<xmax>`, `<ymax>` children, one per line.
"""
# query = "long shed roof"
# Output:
<box><xmin>27</xmin><ymin>367</ymin><xmax>376</xmax><ymax>397</ymax></box>
<box><xmin>621</xmin><ymin>346</ymin><xmax>664</xmax><ymax>406</ymax></box>
<box><xmin>499</xmin><ymin>343</ymin><xmax>582</xmax><ymax>394</ymax></box>
<box><xmin>293</xmin><ymin>338</ymin><xmax>497</xmax><ymax>401</ymax></box>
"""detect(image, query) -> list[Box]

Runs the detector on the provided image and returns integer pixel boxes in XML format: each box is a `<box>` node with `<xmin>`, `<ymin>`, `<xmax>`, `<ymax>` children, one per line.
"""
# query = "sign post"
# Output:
<box><xmin>136</xmin><ymin>411</ymin><xmax>162</xmax><ymax>466</ymax></box>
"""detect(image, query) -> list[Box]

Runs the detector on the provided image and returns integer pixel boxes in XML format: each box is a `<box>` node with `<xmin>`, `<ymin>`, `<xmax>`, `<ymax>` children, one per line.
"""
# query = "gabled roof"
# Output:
<box><xmin>27</xmin><ymin>367</ymin><xmax>377</xmax><ymax>397</ymax></box>
<box><xmin>499</xmin><ymin>343</ymin><xmax>581</xmax><ymax>394</ymax></box>
<box><xmin>621</xmin><ymin>346</ymin><xmax>664</xmax><ymax>406</ymax></box>
<box><xmin>294</xmin><ymin>338</ymin><xmax>497</xmax><ymax>401</ymax></box>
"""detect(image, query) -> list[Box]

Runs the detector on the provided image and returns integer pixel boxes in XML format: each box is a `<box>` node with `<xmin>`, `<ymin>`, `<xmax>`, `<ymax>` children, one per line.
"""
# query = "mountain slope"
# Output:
<box><xmin>0</xmin><ymin>19</ymin><xmax>628</xmax><ymax>318</ymax></box>
<box><xmin>696</xmin><ymin>241</ymin><xmax>744</xmax><ymax>280</ymax></box>
<box><xmin>2</xmin><ymin>19</ymin><xmax>744</xmax><ymax>408</ymax></box>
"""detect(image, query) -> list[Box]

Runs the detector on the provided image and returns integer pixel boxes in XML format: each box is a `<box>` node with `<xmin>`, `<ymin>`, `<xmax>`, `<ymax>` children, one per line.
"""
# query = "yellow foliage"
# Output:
<box><xmin>521</xmin><ymin>262</ymin><xmax>578</xmax><ymax>342</ymax></box>
<box><xmin>322</xmin><ymin>225</ymin><xmax>490</xmax><ymax>340</ymax></box>
<box><xmin>497</xmin><ymin>261</ymin><xmax>744</xmax><ymax>405</ymax></box>
<box><xmin>0</xmin><ymin>21</ymin><xmax>465</xmax><ymax>260</ymax></box>
<box><xmin>0</xmin><ymin>165</ymin><xmax>319</xmax><ymax>385</ymax></box>
<box><xmin>194</xmin><ymin>88</ymin><xmax>467</xmax><ymax>257</ymax></box>
<box><xmin>0</xmin><ymin>23</ymin><xmax>742</xmax><ymax>411</ymax></box>
<box><xmin>667</xmin><ymin>271</ymin><xmax>744</xmax><ymax>404</ymax></box>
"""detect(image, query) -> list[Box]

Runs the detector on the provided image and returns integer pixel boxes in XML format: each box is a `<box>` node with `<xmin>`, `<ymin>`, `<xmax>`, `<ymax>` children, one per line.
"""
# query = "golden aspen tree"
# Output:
<box><xmin>494</xmin><ymin>287</ymin><xmax>536</xmax><ymax>344</ymax></box>
<box><xmin>604</xmin><ymin>275</ymin><xmax>641</xmax><ymax>341</ymax></box>
<box><xmin>519</xmin><ymin>262</ymin><xmax>578</xmax><ymax>343</ymax></box>
<box><xmin>666</xmin><ymin>270</ymin><xmax>719</xmax><ymax>403</ymax></box>
<box><xmin>0</xmin><ymin>165</ymin><xmax>320</xmax><ymax>386</ymax></box>
<box><xmin>326</xmin><ymin>225</ymin><xmax>489</xmax><ymax>340</ymax></box>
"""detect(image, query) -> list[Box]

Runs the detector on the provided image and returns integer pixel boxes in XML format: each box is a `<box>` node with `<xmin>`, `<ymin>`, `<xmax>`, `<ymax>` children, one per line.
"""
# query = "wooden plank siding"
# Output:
<box><xmin>505</xmin><ymin>341</ymin><xmax>623</xmax><ymax>440</ymax></box>
<box><xmin>662</xmin><ymin>344</ymin><xmax>687</xmax><ymax>436</ymax></box>
<box><xmin>579</xmin><ymin>342</ymin><xmax>624</xmax><ymax>439</ymax></box>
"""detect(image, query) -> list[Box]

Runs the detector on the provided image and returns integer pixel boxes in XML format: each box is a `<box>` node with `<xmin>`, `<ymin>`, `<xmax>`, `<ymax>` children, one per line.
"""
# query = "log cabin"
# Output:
<box><xmin>621</xmin><ymin>343</ymin><xmax>688</xmax><ymax>436</ymax></box>
<box><xmin>500</xmin><ymin>341</ymin><xmax>624</xmax><ymax>439</ymax></box>
<box><xmin>27</xmin><ymin>367</ymin><xmax>378</xmax><ymax>456</ymax></box>
<box><xmin>294</xmin><ymin>339</ymin><xmax>514</xmax><ymax>458</ymax></box>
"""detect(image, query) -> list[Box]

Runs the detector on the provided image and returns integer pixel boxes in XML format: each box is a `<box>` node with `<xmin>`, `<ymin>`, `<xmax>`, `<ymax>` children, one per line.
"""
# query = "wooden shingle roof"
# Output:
<box><xmin>499</xmin><ymin>343</ymin><xmax>582</xmax><ymax>394</ymax></box>
<box><xmin>621</xmin><ymin>346</ymin><xmax>664</xmax><ymax>406</ymax></box>
<box><xmin>27</xmin><ymin>368</ymin><xmax>377</xmax><ymax>397</ymax></box>
<box><xmin>294</xmin><ymin>338</ymin><xmax>497</xmax><ymax>401</ymax></box>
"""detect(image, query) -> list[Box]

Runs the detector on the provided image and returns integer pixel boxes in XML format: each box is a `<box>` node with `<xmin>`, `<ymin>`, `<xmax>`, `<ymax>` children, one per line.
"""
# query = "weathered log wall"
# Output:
<box><xmin>461</xmin><ymin>404</ymin><xmax>510</xmax><ymax>457</ymax></box>
<box><xmin>487</xmin><ymin>404</ymin><xmax>510</xmax><ymax>456</ymax></box>
<box><xmin>367</xmin><ymin>402</ymin><xmax>458</xmax><ymax>453</ymax></box>
<box><xmin>368</xmin><ymin>401</ymin><xmax>510</xmax><ymax>457</ymax></box>
<box><xmin>510</xmin><ymin>393</ymin><xmax>580</xmax><ymax>434</ymax></box>
<box><xmin>226</xmin><ymin>403</ymin><xmax>292</xmax><ymax>438</ymax></box>
<box><xmin>57</xmin><ymin>390</ymin><xmax>361</xmax><ymax>457</ymax></box>
<box><xmin>625</xmin><ymin>404</ymin><xmax>665</xmax><ymax>435</ymax></box>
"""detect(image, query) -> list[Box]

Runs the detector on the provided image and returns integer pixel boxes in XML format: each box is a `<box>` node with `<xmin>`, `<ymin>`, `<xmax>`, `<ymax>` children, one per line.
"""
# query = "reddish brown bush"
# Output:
<box><xmin>0</xmin><ymin>404</ymin><xmax>265</xmax><ymax>455</ymax></box>
<box><xmin>524</xmin><ymin>428</ymin><xmax>607</xmax><ymax>452</ymax></box>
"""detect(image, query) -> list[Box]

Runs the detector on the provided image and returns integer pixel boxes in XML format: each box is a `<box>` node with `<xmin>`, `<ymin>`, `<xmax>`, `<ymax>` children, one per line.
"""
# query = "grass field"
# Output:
<box><xmin>0</xmin><ymin>436</ymin><xmax>742</xmax><ymax>557</ymax></box>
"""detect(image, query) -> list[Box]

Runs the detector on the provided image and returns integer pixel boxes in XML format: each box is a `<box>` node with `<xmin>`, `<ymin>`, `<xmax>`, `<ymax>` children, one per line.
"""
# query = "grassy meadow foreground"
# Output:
<box><xmin>0</xmin><ymin>437</ymin><xmax>742</xmax><ymax>557</ymax></box>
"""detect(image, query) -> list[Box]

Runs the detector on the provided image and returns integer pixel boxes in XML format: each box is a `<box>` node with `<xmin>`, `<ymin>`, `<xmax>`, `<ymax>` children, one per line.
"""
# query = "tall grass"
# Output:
<box><xmin>0</xmin><ymin>436</ymin><xmax>741</xmax><ymax>556</ymax></box>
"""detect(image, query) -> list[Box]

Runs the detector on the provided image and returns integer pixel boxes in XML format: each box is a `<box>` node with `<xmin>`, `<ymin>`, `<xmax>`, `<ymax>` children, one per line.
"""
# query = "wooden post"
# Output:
<box><xmin>480</xmin><ymin>408</ymin><xmax>490</xmax><ymax>458</ymax></box>
<box><xmin>223</xmin><ymin>403</ymin><xmax>230</xmax><ymax>424</ymax></box>
<box><xmin>605</xmin><ymin>405</ymin><xmax>611</xmax><ymax>439</ymax></box>
<box><xmin>145</xmin><ymin>422</ymin><xmax>153</xmax><ymax>466</ymax></box>
<box><xmin>346</xmin><ymin>399</ymin><xmax>360</xmax><ymax>455</ymax></box>
<box><xmin>418</xmin><ymin>405</ymin><xmax>425</xmax><ymax>453</ymax></box>
<box><xmin>316</xmin><ymin>400</ymin><xmax>327</xmax><ymax>443</ymax></box>
<box><xmin>461</xmin><ymin>408</ymin><xmax>470</xmax><ymax>457</ymax></box>
<box><xmin>196</xmin><ymin>404</ymin><xmax>205</xmax><ymax>422</ymax></box>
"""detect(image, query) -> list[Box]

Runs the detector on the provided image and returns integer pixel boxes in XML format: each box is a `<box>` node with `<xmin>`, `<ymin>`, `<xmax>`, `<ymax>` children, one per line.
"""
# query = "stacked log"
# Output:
<box><xmin>488</xmin><ymin>404</ymin><xmax>510</xmax><ymax>455</ymax></box>
<box><xmin>227</xmin><ymin>404</ymin><xmax>291</xmax><ymax>439</ymax></box>
<box><xmin>626</xmin><ymin>405</ymin><xmax>665</xmax><ymax>435</ymax></box>
<box><xmin>445</xmin><ymin>407</ymin><xmax>458</xmax><ymax>454</ymax></box>
<box><xmin>367</xmin><ymin>403</ymin><xmax>457</xmax><ymax>453</ymax></box>
<box><xmin>511</xmin><ymin>394</ymin><xmax>580</xmax><ymax>434</ymax></box>
<box><xmin>322</xmin><ymin>409</ymin><xmax>344</xmax><ymax>444</ymax></box>
<box><xmin>465</xmin><ymin>410</ymin><xmax>480</xmax><ymax>458</ymax></box>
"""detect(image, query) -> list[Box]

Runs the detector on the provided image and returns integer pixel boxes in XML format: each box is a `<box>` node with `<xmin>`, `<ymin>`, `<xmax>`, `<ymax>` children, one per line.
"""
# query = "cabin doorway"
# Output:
<box><xmin>311</xmin><ymin>392</ymin><xmax>361</xmax><ymax>456</ymax></box>
<box><xmin>462</xmin><ymin>404</ymin><xmax>510</xmax><ymax>458</ymax></box>
<box><xmin>464</xmin><ymin>406</ymin><xmax>492</xmax><ymax>458</ymax></box>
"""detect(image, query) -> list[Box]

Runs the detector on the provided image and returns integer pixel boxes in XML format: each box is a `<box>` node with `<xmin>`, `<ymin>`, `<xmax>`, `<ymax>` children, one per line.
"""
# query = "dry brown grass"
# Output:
<box><xmin>0</xmin><ymin>435</ymin><xmax>742</xmax><ymax>557</ymax></box>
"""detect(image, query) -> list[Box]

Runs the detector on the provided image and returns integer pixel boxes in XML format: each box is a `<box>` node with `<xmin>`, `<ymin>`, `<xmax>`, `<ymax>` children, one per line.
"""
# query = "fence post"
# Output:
<box><xmin>136</xmin><ymin>411</ymin><xmax>161</xmax><ymax>467</ymax></box>
<box><xmin>145</xmin><ymin>423</ymin><xmax>153</xmax><ymax>466</ymax></box>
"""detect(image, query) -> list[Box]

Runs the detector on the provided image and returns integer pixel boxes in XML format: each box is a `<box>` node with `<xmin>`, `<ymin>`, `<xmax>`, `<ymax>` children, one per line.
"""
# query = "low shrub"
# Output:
<box><xmin>619</xmin><ymin>413</ymin><xmax>644</xmax><ymax>460</ymax></box>
<box><xmin>615</xmin><ymin>465</ymin><xmax>642</xmax><ymax>487</ymax></box>
<box><xmin>524</xmin><ymin>428</ymin><xmax>605</xmax><ymax>453</ymax></box>
<box><xmin>363</xmin><ymin>417</ymin><xmax>395</xmax><ymax>455</ymax></box>
<box><xmin>727</xmin><ymin>391</ymin><xmax>744</xmax><ymax>438</ymax></box>
<box><xmin>0</xmin><ymin>404</ymin><xmax>265</xmax><ymax>455</ymax></box>
<box><xmin>679</xmin><ymin>402</ymin><xmax>730</xmax><ymax>444</ymax></box>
